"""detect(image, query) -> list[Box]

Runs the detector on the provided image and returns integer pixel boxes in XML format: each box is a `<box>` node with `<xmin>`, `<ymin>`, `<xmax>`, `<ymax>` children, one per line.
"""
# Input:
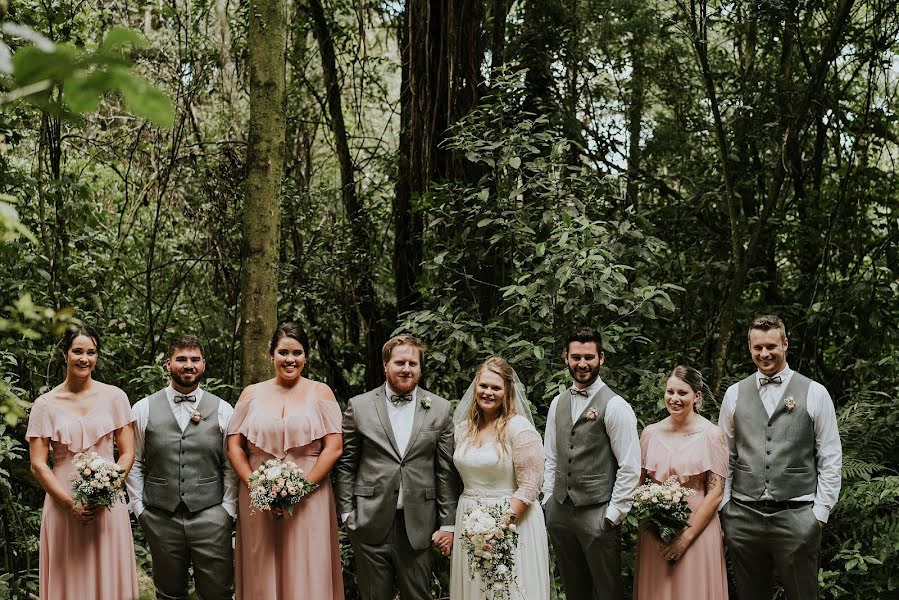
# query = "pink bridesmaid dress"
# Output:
<box><xmin>25</xmin><ymin>388</ymin><xmax>139</xmax><ymax>600</ymax></box>
<box><xmin>633</xmin><ymin>424</ymin><xmax>729</xmax><ymax>600</ymax></box>
<box><xmin>228</xmin><ymin>384</ymin><xmax>345</xmax><ymax>599</ymax></box>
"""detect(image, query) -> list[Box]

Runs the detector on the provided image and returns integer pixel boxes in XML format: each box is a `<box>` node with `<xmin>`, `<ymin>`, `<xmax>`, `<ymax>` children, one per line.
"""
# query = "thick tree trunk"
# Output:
<box><xmin>624</xmin><ymin>26</ymin><xmax>646</xmax><ymax>210</ymax></box>
<box><xmin>241</xmin><ymin>0</ymin><xmax>286</xmax><ymax>386</ymax></box>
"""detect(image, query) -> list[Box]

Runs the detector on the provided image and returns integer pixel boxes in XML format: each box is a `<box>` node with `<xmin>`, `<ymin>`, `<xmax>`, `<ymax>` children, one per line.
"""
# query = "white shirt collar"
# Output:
<box><xmin>755</xmin><ymin>364</ymin><xmax>792</xmax><ymax>388</ymax></box>
<box><xmin>165</xmin><ymin>384</ymin><xmax>204</xmax><ymax>403</ymax></box>
<box><xmin>384</xmin><ymin>383</ymin><xmax>417</xmax><ymax>403</ymax></box>
<box><xmin>571</xmin><ymin>375</ymin><xmax>605</xmax><ymax>400</ymax></box>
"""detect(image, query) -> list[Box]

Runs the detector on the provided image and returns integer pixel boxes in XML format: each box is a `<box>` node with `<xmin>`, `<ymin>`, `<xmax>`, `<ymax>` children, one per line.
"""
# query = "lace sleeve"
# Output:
<box><xmin>510</xmin><ymin>424</ymin><xmax>544</xmax><ymax>505</ymax></box>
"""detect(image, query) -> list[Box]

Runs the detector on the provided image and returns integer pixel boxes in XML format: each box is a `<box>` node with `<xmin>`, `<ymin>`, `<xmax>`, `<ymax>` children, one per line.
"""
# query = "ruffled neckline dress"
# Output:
<box><xmin>25</xmin><ymin>387</ymin><xmax>139</xmax><ymax>600</ymax></box>
<box><xmin>227</xmin><ymin>382</ymin><xmax>345</xmax><ymax>599</ymax></box>
<box><xmin>633</xmin><ymin>423</ymin><xmax>729</xmax><ymax>600</ymax></box>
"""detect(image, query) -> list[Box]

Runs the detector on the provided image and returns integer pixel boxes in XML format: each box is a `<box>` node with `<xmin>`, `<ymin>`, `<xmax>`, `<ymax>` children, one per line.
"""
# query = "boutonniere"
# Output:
<box><xmin>784</xmin><ymin>396</ymin><xmax>796</xmax><ymax>411</ymax></box>
<box><xmin>190</xmin><ymin>409</ymin><xmax>203</xmax><ymax>423</ymax></box>
<box><xmin>420</xmin><ymin>395</ymin><xmax>431</xmax><ymax>410</ymax></box>
<box><xmin>585</xmin><ymin>408</ymin><xmax>598</xmax><ymax>421</ymax></box>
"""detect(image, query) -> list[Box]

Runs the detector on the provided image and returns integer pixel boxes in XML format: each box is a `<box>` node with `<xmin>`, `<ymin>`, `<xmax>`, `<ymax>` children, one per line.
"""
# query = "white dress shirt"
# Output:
<box><xmin>126</xmin><ymin>385</ymin><xmax>238</xmax><ymax>518</ymax></box>
<box><xmin>385</xmin><ymin>383</ymin><xmax>417</xmax><ymax>509</ymax></box>
<box><xmin>719</xmin><ymin>365</ymin><xmax>842</xmax><ymax>523</ymax></box>
<box><xmin>541</xmin><ymin>376</ymin><xmax>641</xmax><ymax>525</ymax></box>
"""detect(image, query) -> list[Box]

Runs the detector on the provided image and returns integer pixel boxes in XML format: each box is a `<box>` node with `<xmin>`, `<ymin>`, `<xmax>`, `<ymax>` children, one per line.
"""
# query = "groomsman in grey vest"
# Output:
<box><xmin>719</xmin><ymin>315</ymin><xmax>842</xmax><ymax>600</ymax></box>
<box><xmin>542</xmin><ymin>327</ymin><xmax>640</xmax><ymax>600</ymax></box>
<box><xmin>336</xmin><ymin>334</ymin><xmax>459</xmax><ymax>600</ymax></box>
<box><xmin>126</xmin><ymin>335</ymin><xmax>237</xmax><ymax>600</ymax></box>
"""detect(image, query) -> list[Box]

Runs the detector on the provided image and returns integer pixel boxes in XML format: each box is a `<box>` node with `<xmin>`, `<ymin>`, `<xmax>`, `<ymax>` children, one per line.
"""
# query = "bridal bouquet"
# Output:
<box><xmin>247</xmin><ymin>458</ymin><xmax>317</xmax><ymax>515</ymax></box>
<box><xmin>461</xmin><ymin>501</ymin><xmax>520</xmax><ymax>600</ymax></box>
<box><xmin>632</xmin><ymin>476</ymin><xmax>696</xmax><ymax>543</ymax></box>
<box><xmin>70</xmin><ymin>452</ymin><xmax>126</xmax><ymax>508</ymax></box>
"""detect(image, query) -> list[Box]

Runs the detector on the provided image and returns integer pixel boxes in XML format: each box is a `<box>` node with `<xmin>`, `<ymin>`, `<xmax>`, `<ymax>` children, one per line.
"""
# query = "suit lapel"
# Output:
<box><xmin>373</xmin><ymin>387</ymin><xmax>402</xmax><ymax>459</ymax></box>
<box><xmin>404</xmin><ymin>390</ymin><xmax>428</xmax><ymax>459</ymax></box>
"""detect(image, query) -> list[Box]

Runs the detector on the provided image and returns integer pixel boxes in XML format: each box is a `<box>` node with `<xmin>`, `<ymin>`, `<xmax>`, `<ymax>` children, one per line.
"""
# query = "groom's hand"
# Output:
<box><xmin>431</xmin><ymin>530</ymin><xmax>453</xmax><ymax>556</ymax></box>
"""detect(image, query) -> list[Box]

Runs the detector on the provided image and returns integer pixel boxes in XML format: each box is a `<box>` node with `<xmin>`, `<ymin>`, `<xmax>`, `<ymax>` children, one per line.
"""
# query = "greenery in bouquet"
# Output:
<box><xmin>632</xmin><ymin>476</ymin><xmax>695</xmax><ymax>543</ymax></box>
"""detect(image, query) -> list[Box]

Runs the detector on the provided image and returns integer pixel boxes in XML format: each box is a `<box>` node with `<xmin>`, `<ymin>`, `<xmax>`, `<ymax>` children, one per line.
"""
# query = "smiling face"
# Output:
<box><xmin>664</xmin><ymin>375</ymin><xmax>700</xmax><ymax>417</ymax></box>
<box><xmin>166</xmin><ymin>346</ymin><xmax>205</xmax><ymax>392</ymax></box>
<box><xmin>475</xmin><ymin>368</ymin><xmax>506</xmax><ymax>420</ymax></box>
<box><xmin>748</xmin><ymin>328</ymin><xmax>788</xmax><ymax>376</ymax></box>
<box><xmin>272</xmin><ymin>336</ymin><xmax>306</xmax><ymax>383</ymax></box>
<box><xmin>565</xmin><ymin>341</ymin><xmax>604</xmax><ymax>388</ymax></box>
<box><xmin>384</xmin><ymin>344</ymin><xmax>421</xmax><ymax>395</ymax></box>
<box><xmin>66</xmin><ymin>335</ymin><xmax>98</xmax><ymax>379</ymax></box>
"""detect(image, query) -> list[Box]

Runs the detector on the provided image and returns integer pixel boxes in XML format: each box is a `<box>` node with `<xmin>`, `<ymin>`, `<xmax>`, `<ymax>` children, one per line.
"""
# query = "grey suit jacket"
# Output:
<box><xmin>335</xmin><ymin>386</ymin><xmax>459</xmax><ymax>550</ymax></box>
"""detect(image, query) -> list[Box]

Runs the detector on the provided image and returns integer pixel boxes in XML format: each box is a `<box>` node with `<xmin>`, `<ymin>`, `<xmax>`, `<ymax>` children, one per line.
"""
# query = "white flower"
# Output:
<box><xmin>265</xmin><ymin>466</ymin><xmax>283</xmax><ymax>481</ymax></box>
<box><xmin>90</xmin><ymin>458</ymin><xmax>106</xmax><ymax>471</ymax></box>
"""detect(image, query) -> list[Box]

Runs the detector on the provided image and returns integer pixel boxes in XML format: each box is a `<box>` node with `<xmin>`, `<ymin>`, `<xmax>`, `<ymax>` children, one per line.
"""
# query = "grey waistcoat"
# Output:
<box><xmin>143</xmin><ymin>389</ymin><xmax>226</xmax><ymax>512</ymax></box>
<box><xmin>732</xmin><ymin>372</ymin><xmax>816</xmax><ymax>500</ymax></box>
<box><xmin>553</xmin><ymin>384</ymin><xmax>619</xmax><ymax>506</ymax></box>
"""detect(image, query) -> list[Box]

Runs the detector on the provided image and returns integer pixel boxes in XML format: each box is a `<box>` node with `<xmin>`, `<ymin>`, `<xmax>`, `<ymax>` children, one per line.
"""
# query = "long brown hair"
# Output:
<box><xmin>462</xmin><ymin>356</ymin><xmax>518</xmax><ymax>453</ymax></box>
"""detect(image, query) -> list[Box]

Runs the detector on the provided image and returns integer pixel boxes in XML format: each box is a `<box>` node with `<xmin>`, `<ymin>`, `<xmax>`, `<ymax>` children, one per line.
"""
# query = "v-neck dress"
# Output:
<box><xmin>227</xmin><ymin>383</ymin><xmax>344</xmax><ymax>599</ymax></box>
<box><xmin>633</xmin><ymin>423</ymin><xmax>729</xmax><ymax>600</ymax></box>
<box><xmin>25</xmin><ymin>388</ymin><xmax>139</xmax><ymax>600</ymax></box>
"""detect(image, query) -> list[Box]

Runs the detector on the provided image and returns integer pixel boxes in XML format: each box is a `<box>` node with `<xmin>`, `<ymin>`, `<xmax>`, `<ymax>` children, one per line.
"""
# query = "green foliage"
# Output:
<box><xmin>1</xmin><ymin>24</ymin><xmax>173</xmax><ymax>126</ymax></box>
<box><xmin>402</xmin><ymin>69</ymin><xmax>679</xmax><ymax>414</ymax></box>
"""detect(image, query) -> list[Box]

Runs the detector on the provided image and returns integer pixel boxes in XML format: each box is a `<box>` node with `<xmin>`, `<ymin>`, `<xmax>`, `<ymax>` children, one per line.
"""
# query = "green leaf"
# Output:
<box><xmin>119</xmin><ymin>77</ymin><xmax>175</xmax><ymax>128</ymax></box>
<box><xmin>100</xmin><ymin>27</ymin><xmax>147</xmax><ymax>51</ymax></box>
<box><xmin>509</xmin><ymin>156</ymin><xmax>521</xmax><ymax>169</ymax></box>
<box><xmin>533</xmin><ymin>346</ymin><xmax>544</xmax><ymax>360</ymax></box>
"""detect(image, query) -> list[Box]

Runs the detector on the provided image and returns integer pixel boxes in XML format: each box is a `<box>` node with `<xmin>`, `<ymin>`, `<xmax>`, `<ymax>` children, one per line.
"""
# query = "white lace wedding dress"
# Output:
<box><xmin>450</xmin><ymin>414</ymin><xmax>550</xmax><ymax>600</ymax></box>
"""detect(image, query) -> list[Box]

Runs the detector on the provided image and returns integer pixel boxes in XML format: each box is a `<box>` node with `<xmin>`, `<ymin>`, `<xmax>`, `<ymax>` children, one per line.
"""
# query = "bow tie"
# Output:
<box><xmin>174</xmin><ymin>394</ymin><xmax>197</xmax><ymax>403</ymax></box>
<box><xmin>759</xmin><ymin>375</ymin><xmax>783</xmax><ymax>386</ymax></box>
<box><xmin>570</xmin><ymin>387</ymin><xmax>590</xmax><ymax>397</ymax></box>
<box><xmin>390</xmin><ymin>394</ymin><xmax>413</xmax><ymax>406</ymax></box>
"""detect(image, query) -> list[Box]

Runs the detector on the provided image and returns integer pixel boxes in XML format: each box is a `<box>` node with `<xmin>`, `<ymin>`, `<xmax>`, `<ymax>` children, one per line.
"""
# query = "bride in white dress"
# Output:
<box><xmin>449</xmin><ymin>356</ymin><xmax>550</xmax><ymax>600</ymax></box>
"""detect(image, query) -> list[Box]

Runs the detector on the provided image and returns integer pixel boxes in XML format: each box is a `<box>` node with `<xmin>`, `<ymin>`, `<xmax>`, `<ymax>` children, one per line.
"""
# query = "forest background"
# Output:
<box><xmin>0</xmin><ymin>0</ymin><xmax>897</xmax><ymax>598</ymax></box>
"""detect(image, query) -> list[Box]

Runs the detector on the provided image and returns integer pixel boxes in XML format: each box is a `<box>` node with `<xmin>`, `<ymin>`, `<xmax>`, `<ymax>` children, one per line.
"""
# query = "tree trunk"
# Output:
<box><xmin>624</xmin><ymin>25</ymin><xmax>646</xmax><ymax>210</ymax></box>
<box><xmin>241</xmin><ymin>0</ymin><xmax>287</xmax><ymax>387</ymax></box>
<box><xmin>308</xmin><ymin>0</ymin><xmax>387</xmax><ymax>389</ymax></box>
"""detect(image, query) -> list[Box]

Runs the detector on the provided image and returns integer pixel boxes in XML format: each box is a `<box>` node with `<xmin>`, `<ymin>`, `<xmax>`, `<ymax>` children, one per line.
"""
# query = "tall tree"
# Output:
<box><xmin>241</xmin><ymin>0</ymin><xmax>287</xmax><ymax>385</ymax></box>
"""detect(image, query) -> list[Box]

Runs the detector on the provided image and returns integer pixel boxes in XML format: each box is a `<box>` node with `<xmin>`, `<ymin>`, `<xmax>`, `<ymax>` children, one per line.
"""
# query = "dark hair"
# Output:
<box><xmin>748</xmin><ymin>314</ymin><xmax>787</xmax><ymax>341</ymax></box>
<box><xmin>566</xmin><ymin>326</ymin><xmax>603</xmax><ymax>354</ymax></box>
<box><xmin>382</xmin><ymin>334</ymin><xmax>425</xmax><ymax>364</ymax></box>
<box><xmin>269</xmin><ymin>322</ymin><xmax>310</xmax><ymax>355</ymax></box>
<box><xmin>669</xmin><ymin>365</ymin><xmax>708</xmax><ymax>414</ymax></box>
<box><xmin>168</xmin><ymin>334</ymin><xmax>204</xmax><ymax>357</ymax></box>
<box><xmin>59</xmin><ymin>324</ymin><xmax>101</xmax><ymax>359</ymax></box>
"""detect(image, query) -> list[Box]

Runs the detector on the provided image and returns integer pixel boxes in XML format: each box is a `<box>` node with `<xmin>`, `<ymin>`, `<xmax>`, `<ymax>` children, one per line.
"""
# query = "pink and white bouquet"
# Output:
<box><xmin>70</xmin><ymin>452</ymin><xmax>126</xmax><ymax>508</ymax></box>
<box><xmin>632</xmin><ymin>475</ymin><xmax>696</xmax><ymax>543</ymax></box>
<box><xmin>461</xmin><ymin>500</ymin><xmax>520</xmax><ymax>600</ymax></box>
<box><xmin>247</xmin><ymin>458</ymin><xmax>317</xmax><ymax>515</ymax></box>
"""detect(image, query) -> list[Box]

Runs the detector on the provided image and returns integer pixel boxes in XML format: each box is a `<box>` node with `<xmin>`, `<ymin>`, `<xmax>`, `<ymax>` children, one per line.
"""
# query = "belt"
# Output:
<box><xmin>734</xmin><ymin>498</ymin><xmax>812</xmax><ymax>511</ymax></box>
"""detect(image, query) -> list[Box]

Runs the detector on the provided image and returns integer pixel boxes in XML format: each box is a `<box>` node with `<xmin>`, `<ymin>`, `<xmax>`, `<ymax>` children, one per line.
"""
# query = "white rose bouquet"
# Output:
<box><xmin>70</xmin><ymin>452</ymin><xmax>126</xmax><ymax>508</ymax></box>
<box><xmin>247</xmin><ymin>458</ymin><xmax>317</xmax><ymax>516</ymax></box>
<box><xmin>632</xmin><ymin>475</ymin><xmax>696</xmax><ymax>543</ymax></box>
<box><xmin>461</xmin><ymin>500</ymin><xmax>521</xmax><ymax>600</ymax></box>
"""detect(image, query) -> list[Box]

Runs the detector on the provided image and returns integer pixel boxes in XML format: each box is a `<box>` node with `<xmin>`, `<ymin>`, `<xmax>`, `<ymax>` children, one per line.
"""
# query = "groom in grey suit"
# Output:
<box><xmin>126</xmin><ymin>334</ymin><xmax>237</xmax><ymax>600</ymax></box>
<box><xmin>336</xmin><ymin>334</ymin><xmax>459</xmax><ymax>600</ymax></box>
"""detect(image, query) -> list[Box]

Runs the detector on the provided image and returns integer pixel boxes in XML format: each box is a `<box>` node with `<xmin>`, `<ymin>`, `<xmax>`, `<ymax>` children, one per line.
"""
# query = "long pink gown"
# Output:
<box><xmin>25</xmin><ymin>388</ymin><xmax>139</xmax><ymax>600</ymax></box>
<box><xmin>633</xmin><ymin>423</ymin><xmax>729</xmax><ymax>600</ymax></box>
<box><xmin>228</xmin><ymin>383</ymin><xmax>345</xmax><ymax>599</ymax></box>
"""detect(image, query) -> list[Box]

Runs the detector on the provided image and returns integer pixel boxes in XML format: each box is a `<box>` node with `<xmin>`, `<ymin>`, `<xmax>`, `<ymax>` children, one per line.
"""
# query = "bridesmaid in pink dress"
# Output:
<box><xmin>26</xmin><ymin>326</ymin><xmax>139</xmax><ymax>600</ymax></box>
<box><xmin>226</xmin><ymin>322</ymin><xmax>345</xmax><ymax>599</ymax></box>
<box><xmin>633</xmin><ymin>365</ymin><xmax>728</xmax><ymax>600</ymax></box>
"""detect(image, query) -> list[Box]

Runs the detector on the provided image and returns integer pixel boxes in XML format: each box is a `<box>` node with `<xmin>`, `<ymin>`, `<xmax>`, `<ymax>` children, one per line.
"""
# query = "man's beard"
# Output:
<box><xmin>387</xmin><ymin>373</ymin><xmax>418</xmax><ymax>395</ymax></box>
<box><xmin>569</xmin><ymin>364</ymin><xmax>600</xmax><ymax>387</ymax></box>
<box><xmin>171</xmin><ymin>371</ymin><xmax>200</xmax><ymax>389</ymax></box>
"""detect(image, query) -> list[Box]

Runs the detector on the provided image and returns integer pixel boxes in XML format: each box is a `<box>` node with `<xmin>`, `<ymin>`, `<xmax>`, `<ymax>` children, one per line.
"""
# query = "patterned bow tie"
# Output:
<box><xmin>759</xmin><ymin>375</ymin><xmax>783</xmax><ymax>386</ymax></box>
<box><xmin>174</xmin><ymin>394</ymin><xmax>197</xmax><ymax>403</ymax></box>
<box><xmin>390</xmin><ymin>394</ymin><xmax>413</xmax><ymax>406</ymax></box>
<box><xmin>570</xmin><ymin>387</ymin><xmax>590</xmax><ymax>397</ymax></box>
